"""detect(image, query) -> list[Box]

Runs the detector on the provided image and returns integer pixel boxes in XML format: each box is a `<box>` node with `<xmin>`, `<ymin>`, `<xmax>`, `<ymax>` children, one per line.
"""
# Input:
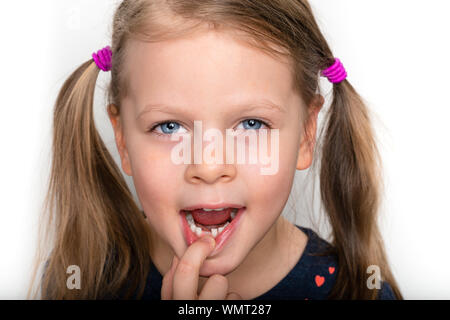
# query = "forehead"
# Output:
<box><xmin>124</xmin><ymin>30</ymin><xmax>296</xmax><ymax>112</ymax></box>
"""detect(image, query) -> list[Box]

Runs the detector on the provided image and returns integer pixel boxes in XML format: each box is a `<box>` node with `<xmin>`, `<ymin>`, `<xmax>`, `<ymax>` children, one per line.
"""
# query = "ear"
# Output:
<box><xmin>296</xmin><ymin>94</ymin><xmax>324</xmax><ymax>170</ymax></box>
<box><xmin>107</xmin><ymin>104</ymin><xmax>133</xmax><ymax>176</ymax></box>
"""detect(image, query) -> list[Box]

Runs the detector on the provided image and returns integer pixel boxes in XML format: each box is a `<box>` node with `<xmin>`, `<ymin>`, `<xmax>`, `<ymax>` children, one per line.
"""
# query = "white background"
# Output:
<box><xmin>1</xmin><ymin>0</ymin><xmax>449</xmax><ymax>299</ymax></box>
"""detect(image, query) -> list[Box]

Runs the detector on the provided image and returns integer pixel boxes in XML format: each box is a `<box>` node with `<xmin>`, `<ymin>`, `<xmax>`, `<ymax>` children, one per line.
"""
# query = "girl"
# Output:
<box><xmin>29</xmin><ymin>0</ymin><xmax>403</xmax><ymax>300</ymax></box>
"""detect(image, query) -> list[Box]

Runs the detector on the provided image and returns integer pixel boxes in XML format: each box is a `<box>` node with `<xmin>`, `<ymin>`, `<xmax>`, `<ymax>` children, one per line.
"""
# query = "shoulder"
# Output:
<box><xmin>297</xmin><ymin>226</ymin><xmax>397</xmax><ymax>300</ymax></box>
<box><xmin>377</xmin><ymin>281</ymin><xmax>397</xmax><ymax>300</ymax></box>
<box><xmin>294</xmin><ymin>225</ymin><xmax>339</xmax><ymax>299</ymax></box>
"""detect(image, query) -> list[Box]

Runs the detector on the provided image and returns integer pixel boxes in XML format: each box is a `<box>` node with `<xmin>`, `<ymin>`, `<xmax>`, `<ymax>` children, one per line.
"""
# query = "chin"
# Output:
<box><xmin>198</xmin><ymin>253</ymin><xmax>240</xmax><ymax>277</ymax></box>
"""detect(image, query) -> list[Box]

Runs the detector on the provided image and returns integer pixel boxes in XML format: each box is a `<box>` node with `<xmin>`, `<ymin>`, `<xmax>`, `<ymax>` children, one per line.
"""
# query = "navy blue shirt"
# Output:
<box><xmin>141</xmin><ymin>225</ymin><xmax>396</xmax><ymax>300</ymax></box>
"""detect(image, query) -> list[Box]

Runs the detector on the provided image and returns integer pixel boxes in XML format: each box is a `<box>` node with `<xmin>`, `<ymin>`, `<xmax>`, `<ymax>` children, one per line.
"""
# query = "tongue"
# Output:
<box><xmin>190</xmin><ymin>208</ymin><xmax>232</xmax><ymax>225</ymax></box>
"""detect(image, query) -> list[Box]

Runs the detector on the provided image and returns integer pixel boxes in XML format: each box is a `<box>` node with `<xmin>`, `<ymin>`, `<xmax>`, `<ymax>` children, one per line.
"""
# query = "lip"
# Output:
<box><xmin>180</xmin><ymin>207</ymin><xmax>246</xmax><ymax>256</ymax></box>
<box><xmin>181</xmin><ymin>203</ymin><xmax>245</xmax><ymax>211</ymax></box>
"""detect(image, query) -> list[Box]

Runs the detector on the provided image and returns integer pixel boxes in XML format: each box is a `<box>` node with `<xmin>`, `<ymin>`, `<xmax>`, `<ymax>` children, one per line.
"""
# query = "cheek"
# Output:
<box><xmin>127</xmin><ymin>142</ymin><xmax>182</xmax><ymax>215</ymax></box>
<box><xmin>243</xmin><ymin>166</ymin><xmax>294</xmax><ymax>218</ymax></box>
<box><xmin>240</xmin><ymin>135</ymin><xmax>298</xmax><ymax>223</ymax></box>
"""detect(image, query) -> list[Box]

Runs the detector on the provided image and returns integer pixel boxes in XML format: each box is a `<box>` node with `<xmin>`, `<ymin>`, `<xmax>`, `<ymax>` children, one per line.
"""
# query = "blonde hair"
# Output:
<box><xmin>29</xmin><ymin>0</ymin><xmax>403</xmax><ymax>299</ymax></box>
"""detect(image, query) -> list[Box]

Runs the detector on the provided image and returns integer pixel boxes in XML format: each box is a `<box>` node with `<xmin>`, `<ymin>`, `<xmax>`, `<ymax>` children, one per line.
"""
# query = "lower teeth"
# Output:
<box><xmin>185</xmin><ymin>209</ymin><xmax>237</xmax><ymax>238</ymax></box>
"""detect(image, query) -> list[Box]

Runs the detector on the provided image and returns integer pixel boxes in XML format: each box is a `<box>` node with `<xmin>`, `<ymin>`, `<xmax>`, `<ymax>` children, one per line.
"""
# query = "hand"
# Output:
<box><xmin>161</xmin><ymin>236</ymin><xmax>242</xmax><ymax>300</ymax></box>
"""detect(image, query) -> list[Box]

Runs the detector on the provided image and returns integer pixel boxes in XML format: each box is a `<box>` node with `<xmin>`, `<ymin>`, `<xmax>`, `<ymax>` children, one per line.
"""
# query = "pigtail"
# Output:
<box><xmin>318</xmin><ymin>80</ymin><xmax>403</xmax><ymax>299</ymax></box>
<box><xmin>31</xmin><ymin>59</ymin><xmax>152</xmax><ymax>299</ymax></box>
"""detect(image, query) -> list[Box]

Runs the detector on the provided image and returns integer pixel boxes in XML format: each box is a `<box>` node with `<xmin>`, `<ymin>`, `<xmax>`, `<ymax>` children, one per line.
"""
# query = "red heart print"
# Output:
<box><xmin>315</xmin><ymin>275</ymin><xmax>325</xmax><ymax>287</ymax></box>
<box><xmin>329</xmin><ymin>266</ymin><xmax>335</xmax><ymax>274</ymax></box>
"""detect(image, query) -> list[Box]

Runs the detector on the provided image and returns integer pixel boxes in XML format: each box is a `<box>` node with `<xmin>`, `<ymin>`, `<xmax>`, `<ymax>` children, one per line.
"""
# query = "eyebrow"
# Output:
<box><xmin>137</xmin><ymin>99</ymin><xmax>286</xmax><ymax>119</ymax></box>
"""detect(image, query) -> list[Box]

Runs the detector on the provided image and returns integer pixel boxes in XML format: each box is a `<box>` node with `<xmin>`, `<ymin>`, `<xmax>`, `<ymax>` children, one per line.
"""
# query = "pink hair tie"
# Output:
<box><xmin>92</xmin><ymin>46</ymin><xmax>112</xmax><ymax>72</ymax></box>
<box><xmin>321</xmin><ymin>58</ymin><xmax>347</xmax><ymax>83</ymax></box>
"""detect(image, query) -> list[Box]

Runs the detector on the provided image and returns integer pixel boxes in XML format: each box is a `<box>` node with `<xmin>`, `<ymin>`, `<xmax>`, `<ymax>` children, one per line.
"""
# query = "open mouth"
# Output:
<box><xmin>180</xmin><ymin>206</ymin><xmax>246</xmax><ymax>251</ymax></box>
<box><xmin>183</xmin><ymin>207</ymin><xmax>238</xmax><ymax>238</ymax></box>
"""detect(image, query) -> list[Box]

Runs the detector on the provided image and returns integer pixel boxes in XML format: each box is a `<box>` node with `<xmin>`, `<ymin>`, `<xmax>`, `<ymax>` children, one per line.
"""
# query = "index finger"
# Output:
<box><xmin>161</xmin><ymin>255</ymin><xmax>178</xmax><ymax>300</ymax></box>
<box><xmin>172</xmin><ymin>236</ymin><xmax>216</xmax><ymax>300</ymax></box>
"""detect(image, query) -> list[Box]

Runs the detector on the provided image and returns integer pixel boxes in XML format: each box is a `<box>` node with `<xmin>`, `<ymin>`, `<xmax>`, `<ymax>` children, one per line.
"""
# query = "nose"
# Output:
<box><xmin>185</xmin><ymin>161</ymin><xmax>236</xmax><ymax>185</ymax></box>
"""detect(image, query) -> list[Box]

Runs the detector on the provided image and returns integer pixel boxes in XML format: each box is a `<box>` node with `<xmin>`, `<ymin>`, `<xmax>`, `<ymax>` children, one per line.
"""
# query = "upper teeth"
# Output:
<box><xmin>202</xmin><ymin>208</ymin><xmax>227</xmax><ymax>211</ymax></box>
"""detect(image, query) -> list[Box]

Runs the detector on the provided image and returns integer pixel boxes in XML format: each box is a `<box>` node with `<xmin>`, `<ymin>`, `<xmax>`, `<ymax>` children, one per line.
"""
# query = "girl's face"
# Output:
<box><xmin>110</xmin><ymin>29</ymin><xmax>318</xmax><ymax>276</ymax></box>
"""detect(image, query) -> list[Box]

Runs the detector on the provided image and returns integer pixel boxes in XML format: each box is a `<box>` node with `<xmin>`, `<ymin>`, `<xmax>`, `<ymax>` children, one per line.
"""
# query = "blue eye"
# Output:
<box><xmin>237</xmin><ymin>119</ymin><xmax>268</xmax><ymax>130</ymax></box>
<box><xmin>149</xmin><ymin>118</ymin><xmax>270</xmax><ymax>137</ymax></box>
<box><xmin>151</xmin><ymin>121</ymin><xmax>188</xmax><ymax>135</ymax></box>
